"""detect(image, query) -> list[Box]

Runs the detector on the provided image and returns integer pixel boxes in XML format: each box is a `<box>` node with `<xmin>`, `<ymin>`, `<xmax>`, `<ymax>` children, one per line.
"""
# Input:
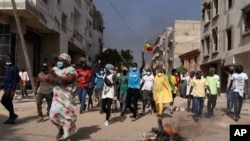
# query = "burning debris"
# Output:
<box><xmin>140</xmin><ymin>119</ymin><xmax>189</xmax><ymax>141</ymax></box>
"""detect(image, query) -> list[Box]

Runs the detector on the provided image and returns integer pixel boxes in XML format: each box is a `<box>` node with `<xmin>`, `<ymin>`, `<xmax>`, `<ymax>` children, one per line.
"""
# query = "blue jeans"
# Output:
<box><xmin>226</xmin><ymin>88</ymin><xmax>234</xmax><ymax>111</ymax></box>
<box><xmin>193</xmin><ymin>97</ymin><xmax>204</xmax><ymax>118</ymax></box>
<box><xmin>77</xmin><ymin>87</ymin><xmax>88</xmax><ymax>111</ymax></box>
<box><xmin>119</xmin><ymin>92</ymin><xmax>127</xmax><ymax>113</ymax></box>
<box><xmin>233</xmin><ymin>92</ymin><xmax>243</xmax><ymax>118</ymax></box>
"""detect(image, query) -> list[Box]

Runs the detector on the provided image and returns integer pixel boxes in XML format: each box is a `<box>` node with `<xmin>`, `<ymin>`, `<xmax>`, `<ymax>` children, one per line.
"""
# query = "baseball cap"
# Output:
<box><xmin>229</xmin><ymin>66</ymin><xmax>235</xmax><ymax>71</ymax></box>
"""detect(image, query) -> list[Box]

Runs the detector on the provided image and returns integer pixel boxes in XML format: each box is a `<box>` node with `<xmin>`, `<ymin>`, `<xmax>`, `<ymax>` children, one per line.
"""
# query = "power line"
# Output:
<box><xmin>107</xmin><ymin>0</ymin><xmax>139</xmax><ymax>41</ymax></box>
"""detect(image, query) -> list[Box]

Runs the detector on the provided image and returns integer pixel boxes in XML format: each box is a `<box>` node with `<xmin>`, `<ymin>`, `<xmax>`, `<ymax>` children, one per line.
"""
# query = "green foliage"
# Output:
<box><xmin>176</xmin><ymin>66</ymin><xmax>188</xmax><ymax>74</ymax></box>
<box><xmin>95</xmin><ymin>49</ymin><xmax>133</xmax><ymax>68</ymax></box>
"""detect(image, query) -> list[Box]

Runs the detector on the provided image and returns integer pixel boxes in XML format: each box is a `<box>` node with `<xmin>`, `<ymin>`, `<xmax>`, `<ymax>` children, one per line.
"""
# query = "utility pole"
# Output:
<box><xmin>11</xmin><ymin>0</ymin><xmax>36</xmax><ymax>96</ymax></box>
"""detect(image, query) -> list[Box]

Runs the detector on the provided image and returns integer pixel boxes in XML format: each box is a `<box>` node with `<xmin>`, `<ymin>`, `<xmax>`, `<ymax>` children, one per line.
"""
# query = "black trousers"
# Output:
<box><xmin>1</xmin><ymin>90</ymin><xmax>15</xmax><ymax>118</ymax></box>
<box><xmin>101</xmin><ymin>98</ymin><xmax>113</xmax><ymax>121</ymax></box>
<box><xmin>207</xmin><ymin>94</ymin><xmax>217</xmax><ymax>116</ymax></box>
<box><xmin>126</xmin><ymin>88</ymin><xmax>140</xmax><ymax>118</ymax></box>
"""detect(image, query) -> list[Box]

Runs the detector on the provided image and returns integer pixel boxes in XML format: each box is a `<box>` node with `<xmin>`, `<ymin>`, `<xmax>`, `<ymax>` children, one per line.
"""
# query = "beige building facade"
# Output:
<box><xmin>0</xmin><ymin>0</ymin><xmax>103</xmax><ymax>82</ymax></box>
<box><xmin>200</xmin><ymin>0</ymin><xmax>250</xmax><ymax>92</ymax></box>
<box><xmin>173</xmin><ymin>20</ymin><xmax>201</xmax><ymax>68</ymax></box>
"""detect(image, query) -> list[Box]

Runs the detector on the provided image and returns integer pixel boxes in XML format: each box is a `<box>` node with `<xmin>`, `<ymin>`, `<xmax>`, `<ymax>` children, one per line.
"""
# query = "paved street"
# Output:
<box><xmin>1</xmin><ymin>91</ymin><xmax>250</xmax><ymax>141</ymax></box>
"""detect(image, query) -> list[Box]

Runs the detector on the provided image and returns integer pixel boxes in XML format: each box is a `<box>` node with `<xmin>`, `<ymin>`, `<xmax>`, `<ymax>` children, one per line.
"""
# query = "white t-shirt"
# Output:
<box><xmin>102</xmin><ymin>74</ymin><xmax>115</xmax><ymax>99</ymax></box>
<box><xmin>141</xmin><ymin>74</ymin><xmax>154</xmax><ymax>91</ymax></box>
<box><xmin>181</xmin><ymin>74</ymin><xmax>195</xmax><ymax>95</ymax></box>
<box><xmin>231</xmin><ymin>72</ymin><xmax>248</xmax><ymax>96</ymax></box>
<box><xmin>19</xmin><ymin>71</ymin><xmax>29</xmax><ymax>81</ymax></box>
<box><xmin>227</xmin><ymin>73</ymin><xmax>233</xmax><ymax>88</ymax></box>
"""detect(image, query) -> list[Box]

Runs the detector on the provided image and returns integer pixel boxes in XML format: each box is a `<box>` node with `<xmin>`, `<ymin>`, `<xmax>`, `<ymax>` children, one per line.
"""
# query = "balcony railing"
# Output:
<box><xmin>245</xmin><ymin>20</ymin><xmax>250</xmax><ymax>32</ymax></box>
<box><xmin>73</xmin><ymin>29</ymin><xmax>82</xmax><ymax>43</ymax></box>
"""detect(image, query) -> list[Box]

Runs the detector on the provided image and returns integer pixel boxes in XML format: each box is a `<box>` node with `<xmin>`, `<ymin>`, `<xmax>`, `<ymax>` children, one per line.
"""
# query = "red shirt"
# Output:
<box><xmin>76</xmin><ymin>68</ymin><xmax>91</xmax><ymax>88</ymax></box>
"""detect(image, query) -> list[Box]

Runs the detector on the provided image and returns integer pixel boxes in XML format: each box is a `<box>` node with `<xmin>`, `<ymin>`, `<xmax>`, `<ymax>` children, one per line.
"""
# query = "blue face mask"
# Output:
<box><xmin>146</xmin><ymin>72</ymin><xmax>151</xmax><ymax>76</ymax></box>
<box><xmin>56</xmin><ymin>61</ymin><xmax>64</xmax><ymax>69</ymax></box>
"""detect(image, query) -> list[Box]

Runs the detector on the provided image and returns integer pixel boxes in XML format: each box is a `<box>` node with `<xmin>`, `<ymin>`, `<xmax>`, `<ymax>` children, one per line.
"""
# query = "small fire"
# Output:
<box><xmin>163</xmin><ymin>124</ymin><xmax>178</xmax><ymax>137</ymax></box>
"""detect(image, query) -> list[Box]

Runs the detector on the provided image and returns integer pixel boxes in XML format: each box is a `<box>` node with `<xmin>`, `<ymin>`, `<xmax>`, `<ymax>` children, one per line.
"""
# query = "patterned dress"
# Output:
<box><xmin>49</xmin><ymin>66</ymin><xmax>78</xmax><ymax>139</ymax></box>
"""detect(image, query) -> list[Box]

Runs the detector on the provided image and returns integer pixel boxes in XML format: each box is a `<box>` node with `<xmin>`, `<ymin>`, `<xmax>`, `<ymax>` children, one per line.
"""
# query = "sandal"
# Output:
<box><xmin>56</xmin><ymin>128</ymin><xmax>64</xmax><ymax>139</ymax></box>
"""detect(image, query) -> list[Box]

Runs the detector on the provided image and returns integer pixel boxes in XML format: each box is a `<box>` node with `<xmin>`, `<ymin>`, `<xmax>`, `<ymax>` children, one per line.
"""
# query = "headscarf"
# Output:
<box><xmin>59</xmin><ymin>53</ymin><xmax>71</xmax><ymax>64</ymax></box>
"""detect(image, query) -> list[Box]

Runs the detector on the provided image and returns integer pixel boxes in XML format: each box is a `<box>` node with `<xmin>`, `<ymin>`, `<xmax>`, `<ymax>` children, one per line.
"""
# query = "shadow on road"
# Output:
<box><xmin>0</xmin><ymin>114</ymin><xmax>27</xmax><ymax>141</ymax></box>
<box><xmin>70</xmin><ymin>125</ymin><xmax>101</xmax><ymax>140</ymax></box>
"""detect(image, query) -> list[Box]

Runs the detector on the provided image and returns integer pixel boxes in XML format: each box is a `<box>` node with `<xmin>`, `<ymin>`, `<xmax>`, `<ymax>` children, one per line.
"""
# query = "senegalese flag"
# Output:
<box><xmin>144</xmin><ymin>41</ymin><xmax>153</xmax><ymax>52</ymax></box>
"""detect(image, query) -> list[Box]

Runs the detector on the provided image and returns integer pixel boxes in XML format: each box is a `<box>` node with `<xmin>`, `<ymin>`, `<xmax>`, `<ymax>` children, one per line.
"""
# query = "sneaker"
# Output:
<box><xmin>3</xmin><ymin>118</ymin><xmax>11</xmax><ymax>124</ymax></box>
<box><xmin>104</xmin><ymin>120</ymin><xmax>109</xmax><ymax>126</ymax></box>
<box><xmin>5</xmin><ymin>114</ymin><xmax>19</xmax><ymax>124</ymax></box>
<box><xmin>131</xmin><ymin>118</ymin><xmax>136</xmax><ymax>121</ymax></box>
<box><xmin>36</xmin><ymin>117</ymin><xmax>44</xmax><ymax>123</ymax></box>
<box><xmin>170</xmin><ymin>109</ymin><xmax>173</xmax><ymax>114</ymax></box>
<box><xmin>233</xmin><ymin>116</ymin><xmax>239</xmax><ymax>121</ymax></box>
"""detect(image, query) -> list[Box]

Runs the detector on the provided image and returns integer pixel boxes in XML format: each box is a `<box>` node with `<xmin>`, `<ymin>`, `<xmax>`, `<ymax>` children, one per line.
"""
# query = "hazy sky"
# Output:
<box><xmin>93</xmin><ymin>0</ymin><xmax>201</xmax><ymax>64</ymax></box>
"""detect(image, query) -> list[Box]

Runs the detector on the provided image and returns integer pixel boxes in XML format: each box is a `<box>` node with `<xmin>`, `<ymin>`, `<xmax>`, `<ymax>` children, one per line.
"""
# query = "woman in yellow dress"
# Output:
<box><xmin>153</xmin><ymin>68</ymin><xmax>173</xmax><ymax>119</ymax></box>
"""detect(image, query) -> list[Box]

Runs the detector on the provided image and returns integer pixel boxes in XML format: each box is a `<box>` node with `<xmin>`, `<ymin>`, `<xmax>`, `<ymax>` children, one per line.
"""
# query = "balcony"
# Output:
<box><xmin>0</xmin><ymin>0</ymin><xmax>55</xmax><ymax>33</ymax></box>
<box><xmin>73</xmin><ymin>29</ymin><xmax>83</xmax><ymax>43</ymax></box>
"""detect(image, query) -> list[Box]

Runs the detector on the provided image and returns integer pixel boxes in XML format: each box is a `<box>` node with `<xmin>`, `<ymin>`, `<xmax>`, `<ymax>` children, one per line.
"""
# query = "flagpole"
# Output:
<box><xmin>143</xmin><ymin>40</ymin><xmax>147</xmax><ymax>52</ymax></box>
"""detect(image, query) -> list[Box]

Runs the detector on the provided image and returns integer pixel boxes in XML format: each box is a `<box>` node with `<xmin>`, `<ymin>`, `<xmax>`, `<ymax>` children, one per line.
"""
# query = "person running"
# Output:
<box><xmin>48</xmin><ymin>53</ymin><xmax>78</xmax><ymax>141</ymax></box>
<box><xmin>35</xmin><ymin>63</ymin><xmax>53</xmax><ymax>123</ymax></box>
<box><xmin>229</xmin><ymin>65</ymin><xmax>248</xmax><ymax>121</ymax></box>
<box><xmin>181</xmin><ymin>71</ymin><xmax>195</xmax><ymax>112</ymax></box>
<box><xmin>19</xmin><ymin>67</ymin><xmax>30</xmax><ymax>98</ymax></box>
<box><xmin>94</xmin><ymin>68</ymin><xmax>104</xmax><ymax>108</ymax></box>
<box><xmin>118</xmin><ymin>67</ymin><xmax>128</xmax><ymax>117</ymax></box>
<box><xmin>101</xmin><ymin>64</ymin><xmax>117</xmax><ymax>126</ymax></box>
<box><xmin>141</xmin><ymin>68</ymin><xmax>155</xmax><ymax>115</ymax></box>
<box><xmin>120</xmin><ymin>51</ymin><xmax>145</xmax><ymax>121</ymax></box>
<box><xmin>189</xmin><ymin>71</ymin><xmax>210</xmax><ymax>122</ymax></box>
<box><xmin>1</xmin><ymin>55</ymin><xmax>19</xmax><ymax>124</ymax></box>
<box><xmin>206</xmin><ymin>67</ymin><xmax>220</xmax><ymax>118</ymax></box>
<box><xmin>168</xmin><ymin>69</ymin><xmax>179</xmax><ymax>114</ymax></box>
<box><xmin>76</xmin><ymin>62</ymin><xmax>91</xmax><ymax>114</ymax></box>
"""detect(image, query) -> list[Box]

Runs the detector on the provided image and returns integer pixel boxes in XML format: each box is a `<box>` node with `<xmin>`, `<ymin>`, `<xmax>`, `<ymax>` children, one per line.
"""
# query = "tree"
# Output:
<box><xmin>95</xmin><ymin>49</ymin><xmax>133</xmax><ymax>68</ymax></box>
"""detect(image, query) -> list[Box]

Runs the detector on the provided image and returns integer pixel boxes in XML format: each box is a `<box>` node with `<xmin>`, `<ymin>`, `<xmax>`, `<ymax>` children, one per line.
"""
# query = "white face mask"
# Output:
<box><xmin>157</xmin><ymin>73</ymin><xmax>162</xmax><ymax>77</ymax></box>
<box><xmin>146</xmin><ymin>72</ymin><xmax>151</xmax><ymax>76</ymax></box>
<box><xmin>100</xmin><ymin>71</ymin><xmax>104</xmax><ymax>74</ymax></box>
<box><xmin>132</xmin><ymin>67</ymin><xmax>137</xmax><ymax>71</ymax></box>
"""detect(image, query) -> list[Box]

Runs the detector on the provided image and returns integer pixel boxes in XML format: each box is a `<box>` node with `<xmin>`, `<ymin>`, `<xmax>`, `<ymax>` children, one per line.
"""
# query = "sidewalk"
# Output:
<box><xmin>0</xmin><ymin>93</ymin><xmax>250</xmax><ymax>141</ymax></box>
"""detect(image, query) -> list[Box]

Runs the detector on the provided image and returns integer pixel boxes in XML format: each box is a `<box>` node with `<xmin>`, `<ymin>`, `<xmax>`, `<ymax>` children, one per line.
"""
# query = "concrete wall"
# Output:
<box><xmin>174</xmin><ymin>20</ymin><xmax>201</xmax><ymax>57</ymax></box>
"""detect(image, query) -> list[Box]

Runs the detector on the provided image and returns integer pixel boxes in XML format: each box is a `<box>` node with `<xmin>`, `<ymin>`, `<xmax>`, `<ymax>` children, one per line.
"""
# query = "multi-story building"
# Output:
<box><xmin>91</xmin><ymin>5</ymin><xmax>104</xmax><ymax>64</ymax></box>
<box><xmin>173</xmin><ymin>20</ymin><xmax>201</xmax><ymax>68</ymax></box>
<box><xmin>200</xmin><ymin>0</ymin><xmax>250</xmax><ymax>92</ymax></box>
<box><xmin>179</xmin><ymin>49</ymin><xmax>200</xmax><ymax>72</ymax></box>
<box><xmin>152</xmin><ymin>27</ymin><xmax>174</xmax><ymax>73</ymax></box>
<box><xmin>0</xmin><ymin>0</ymin><xmax>99</xmax><ymax>81</ymax></box>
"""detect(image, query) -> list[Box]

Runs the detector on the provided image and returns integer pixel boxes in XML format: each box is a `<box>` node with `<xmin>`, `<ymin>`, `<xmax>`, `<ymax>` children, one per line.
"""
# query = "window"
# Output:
<box><xmin>61</xmin><ymin>13</ymin><xmax>67</xmax><ymax>32</ymax></box>
<box><xmin>228</xmin><ymin>0</ymin><xmax>232</xmax><ymax>9</ymax></box>
<box><xmin>226</xmin><ymin>28</ymin><xmax>232</xmax><ymax>50</ymax></box>
<box><xmin>242</xmin><ymin>5</ymin><xmax>250</xmax><ymax>33</ymax></box>
<box><xmin>212</xmin><ymin>27</ymin><xmax>218</xmax><ymax>51</ymax></box>
<box><xmin>57</xmin><ymin>0</ymin><xmax>61</xmax><ymax>6</ymax></box>
<box><xmin>205</xmin><ymin>36</ymin><xmax>210</xmax><ymax>55</ymax></box>
<box><xmin>205</xmin><ymin>3</ymin><xmax>211</xmax><ymax>23</ymax></box>
<box><xmin>0</xmin><ymin>24</ymin><xmax>11</xmax><ymax>54</ymax></box>
<box><xmin>42</xmin><ymin>0</ymin><xmax>48</xmax><ymax>4</ymax></box>
<box><xmin>213</xmin><ymin>0</ymin><xmax>218</xmax><ymax>17</ymax></box>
